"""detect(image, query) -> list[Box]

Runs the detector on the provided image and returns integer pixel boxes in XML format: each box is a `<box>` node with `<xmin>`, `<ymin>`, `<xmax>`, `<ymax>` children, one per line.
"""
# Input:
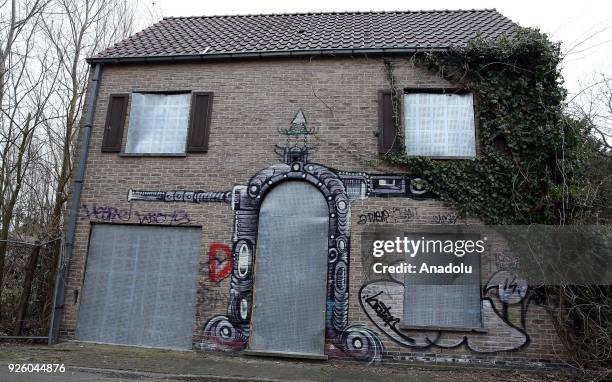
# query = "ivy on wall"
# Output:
<box><xmin>385</xmin><ymin>28</ymin><xmax>598</xmax><ymax>225</ymax></box>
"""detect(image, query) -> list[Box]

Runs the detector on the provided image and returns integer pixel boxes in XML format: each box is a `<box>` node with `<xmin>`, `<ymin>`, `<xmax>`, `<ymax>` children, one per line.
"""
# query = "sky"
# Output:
<box><xmin>135</xmin><ymin>0</ymin><xmax>612</xmax><ymax>98</ymax></box>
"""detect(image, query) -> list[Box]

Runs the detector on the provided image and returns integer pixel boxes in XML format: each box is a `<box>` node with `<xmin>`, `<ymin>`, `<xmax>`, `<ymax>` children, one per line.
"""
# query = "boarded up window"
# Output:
<box><xmin>402</xmin><ymin>234</ymin><xmax>482</xmax><ymax>329</ymax></box>
<box><xmin>125</xmin><ymin>93</ymin><xmax>191</xmax><ymax>154</ymax></box>
<box><xmin>403</xmin><ymin>92</ymin><xmax>476</xmax><ymax>157</ymax></box>
<box><xmin>101</xmin><ymin>94</ymin><xmax>129</xmax><ymax>152</ymax></box>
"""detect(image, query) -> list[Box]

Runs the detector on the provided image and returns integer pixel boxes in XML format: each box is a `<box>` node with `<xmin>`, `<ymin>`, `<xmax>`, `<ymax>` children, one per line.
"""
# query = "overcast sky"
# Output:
<box><xmin>136</xmin><ymin>1</ymin><xmax>612</xmax><ymax>97</ymax></box>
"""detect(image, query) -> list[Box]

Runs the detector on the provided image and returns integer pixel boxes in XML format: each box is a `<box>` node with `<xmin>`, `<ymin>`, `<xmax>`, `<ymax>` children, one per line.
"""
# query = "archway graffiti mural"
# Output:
<box><xmin>125</xmin><ymin>111</ymin><xmax>433</xmax><ymax>363</ymax></box>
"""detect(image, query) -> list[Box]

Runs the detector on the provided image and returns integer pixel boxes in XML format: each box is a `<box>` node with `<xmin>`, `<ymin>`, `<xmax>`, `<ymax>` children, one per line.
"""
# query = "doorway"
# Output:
<box><xmin>248</xmin><ymin>181</ymin><xmax>329</xmax><ymax>358</ymax></box>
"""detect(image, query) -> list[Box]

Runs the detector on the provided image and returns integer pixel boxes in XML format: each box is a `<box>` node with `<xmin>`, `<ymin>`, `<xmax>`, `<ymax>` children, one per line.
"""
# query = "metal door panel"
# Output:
<box><xmin>249</xmin><ymin>181</ymin><xmax>329</xmax><ymax>356</ymax></box>
<box><xmin>76</xmin><ymin>225</ymin><xmax>201</xmax><ymax>349</ymax></box>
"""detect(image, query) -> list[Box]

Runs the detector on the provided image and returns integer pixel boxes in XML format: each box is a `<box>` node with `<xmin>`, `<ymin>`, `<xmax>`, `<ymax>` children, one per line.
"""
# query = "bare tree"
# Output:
<box><xmin>37</xmin><ymin>0</ymin><xmax>135</xmax><ymax>328</ymax></box>
<box><xmin>42</xmin><ymin>0</ymin><xmax>134</xmax><ymax>233</ymax></box>
<box><xmin>0</xmin><ymin>0</ymin><xmax>138</xmax><ymax>334</ymax></box>
<box><xmin>0</xmin><ymin>0</ymin><xmax>48</xmax><ymax>108</ymax></box>
<box><xmin>0</xmin><ymin>0</ymin><xmax>52</xmax><ymax>319</ymax></box>
<box><xmin>568</xmin><ymin>74</ymin><xmax>612</xmax><ymax>155</ymax></box>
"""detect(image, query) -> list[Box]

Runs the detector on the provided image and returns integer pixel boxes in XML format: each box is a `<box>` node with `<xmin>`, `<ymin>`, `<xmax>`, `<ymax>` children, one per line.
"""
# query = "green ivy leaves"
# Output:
<box><xmin>386</xmin><ymin>28</ymin><xmax>592</xmax><ymax>225</ymax></box>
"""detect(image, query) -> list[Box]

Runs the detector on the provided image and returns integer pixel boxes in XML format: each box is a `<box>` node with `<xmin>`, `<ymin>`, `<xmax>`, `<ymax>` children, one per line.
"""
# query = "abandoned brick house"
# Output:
<box><xmin>50</xmin><ymin>9</ymin><xmax>567</xmax><ymax>368</ymax></box>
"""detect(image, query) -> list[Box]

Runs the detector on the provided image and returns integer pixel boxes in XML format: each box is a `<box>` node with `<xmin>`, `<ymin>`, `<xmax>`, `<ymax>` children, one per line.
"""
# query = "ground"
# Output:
<box><xmin>0</xmin><ymin>342</ymin><xmax>573</xmax><ymax>382</ymax></box>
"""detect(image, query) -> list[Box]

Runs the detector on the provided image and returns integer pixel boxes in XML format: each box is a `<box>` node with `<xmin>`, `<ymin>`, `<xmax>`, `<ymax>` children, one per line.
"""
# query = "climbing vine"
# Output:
<box><xmin>384</xmin><ymin>29</ymin><xmax>611</xmax><ymax>378</ymax></box>
<box><xmin>384</xmin><ymin>28</ymin><xmax>601</xmax><ymax>225</ymax></box>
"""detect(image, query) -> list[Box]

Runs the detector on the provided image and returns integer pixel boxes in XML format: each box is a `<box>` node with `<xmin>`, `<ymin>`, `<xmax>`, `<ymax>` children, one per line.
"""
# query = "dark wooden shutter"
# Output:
<box><xmin>101</xmin><ymin>94</ymin><xmax>129</xmax><ymax>152</ymax></box>
<box><xmin>378</xmin><ymin>90</ymin><xmax>400</xmax><ymax>154</ymax></box>
<box><xmin>187</xmin><ymin>92</ymin><xmax>213</xmax><ymax>153</ymax></box>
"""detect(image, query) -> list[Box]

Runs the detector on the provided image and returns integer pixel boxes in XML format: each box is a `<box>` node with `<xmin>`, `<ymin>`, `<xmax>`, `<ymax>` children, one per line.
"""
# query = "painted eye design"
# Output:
<box><xmin>237</xmin><ymin>243</ymin><xmax>250</xmax><ymax>278</ymax></box>
<box><xmin>409</xmin><ymin>178</ymin><xmax>429</xmax><ymax>195</ymax></box>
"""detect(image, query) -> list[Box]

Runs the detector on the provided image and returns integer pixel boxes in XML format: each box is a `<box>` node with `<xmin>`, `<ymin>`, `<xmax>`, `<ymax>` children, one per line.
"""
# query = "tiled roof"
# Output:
<box><xmin>89</xmin><ymin>9</ymin><xmax>518</xmax><ymax>63</ymax></box>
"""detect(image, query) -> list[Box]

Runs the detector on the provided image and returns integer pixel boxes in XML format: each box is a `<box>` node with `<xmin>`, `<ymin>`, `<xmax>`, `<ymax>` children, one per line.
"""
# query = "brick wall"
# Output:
<box><xmin>60</xmin><ymin>56</ymin><xmax>567</xmax><ymax>368</ymax></box>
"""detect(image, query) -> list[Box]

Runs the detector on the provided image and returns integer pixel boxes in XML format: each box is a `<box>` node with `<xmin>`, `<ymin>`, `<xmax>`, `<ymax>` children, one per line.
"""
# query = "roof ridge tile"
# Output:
<box><xmin>161</xmin><ymin>8</ymin><xmax>498</xmax><ymax>20</ymax></box>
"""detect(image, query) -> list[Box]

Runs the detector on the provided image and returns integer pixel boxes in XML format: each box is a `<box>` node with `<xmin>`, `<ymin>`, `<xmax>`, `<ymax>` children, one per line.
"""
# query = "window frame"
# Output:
<box><xmin>120</xmin><ymin>90</ymin><xmax>193</xmax><ymax>157</ymax></box>
<box><xmin>398</xmin><ymin>232</ymin><xmax>486</xmax><ymax>333</ymax></box>
<box><xmin>402</xmin><ymin>88</ymin><xmax>479</xmax><ymax>160</ymax></box>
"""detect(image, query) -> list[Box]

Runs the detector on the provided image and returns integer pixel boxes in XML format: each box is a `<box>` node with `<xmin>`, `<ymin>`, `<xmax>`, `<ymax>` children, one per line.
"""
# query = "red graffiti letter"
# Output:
<box><xmin>208</xmin><ymin>243</ymin><xmax>233</xmax><ymax>283</ymax></box>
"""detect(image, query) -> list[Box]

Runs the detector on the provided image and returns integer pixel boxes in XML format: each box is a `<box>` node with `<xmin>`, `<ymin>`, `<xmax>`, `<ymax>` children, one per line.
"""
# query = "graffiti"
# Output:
<box><xmin>485</xmin><ymin>271</ymin><xmax>528</xmax><ymax>304</ymax></box>
<box><xmin>128</xmin><ymin>190</ymin><xmax>231</xmax><ymax>204</ymax></box>
<box><xmin>82</xmin><ymin>203</ymin><xmax>190</xmax><ymax>226</ymax></box>
<box><xmin>357</xmin><ymin>207</ymin><xmax>416</xmax><ymax>225</ymax></box>
<box><xmin>208</xmin><ymin>243</ymin><xmax>233</xmax><ymax>283</ymax></box>
<box><xmin>359</xmin><ymin>269</ymin><xmax>530</xmax><ymax>353</ymax></box>
<box><xmin>431</xmin><ymin>214</ymin><xmax>459</xmax><ymax>224</ymax></box>
<box><xmin>74</xmin><ymin>106</ymin><xmax>559</xmax><ymax>365</ymax></box>
<box><xmin>120</xmin><ymin>109</ymin><xmax>512</xmax><ymax>363</ymax></box>
<box><xmin>493</xmin><ymin>251</ymin><xmax>520</xmax><ymax>272</ymax></box>
<box><xmin>358</xmin><ymin>209</ymin><xmax>389</xmax><ymax>225</ymax></box>
<box><xmin>363</xmin><ymin>291</ymin><xmax>401</xmax><ymax>330</ymax></box>
<box><xmin>274</xmin><ymin>110</ymin><xmax>318</xmax><ymax>164</ymax></box>
<box><xmin>128</xmin><ymin>111</ymin><xmax>442</xmax><ymax>363</ymax></box>
<box><xmin>201</xmin><ymin>316</ymin><xmax>248</xmax><ymax>352</ymax></box>
<box><xmin>135</xmin><ymin>210</ymin><xmax>190</xmax><ymax>225</ymax></box>
<box><xmin>336</xmin><ymin>325</ymin><xmax>384</xmax><ymax>362</ymax></box>
<box><xmin>82</xmin><ymin>203</ymin><xmax>131</xmax><ymax>222</ymax></box>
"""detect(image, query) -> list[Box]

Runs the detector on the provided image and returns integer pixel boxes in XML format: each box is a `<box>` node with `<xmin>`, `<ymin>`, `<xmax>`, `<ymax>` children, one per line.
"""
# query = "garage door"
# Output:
<box><xmin>76</xmin><ymin>224</ymin><xmax>201</xmax><ymax>349</ymax></box>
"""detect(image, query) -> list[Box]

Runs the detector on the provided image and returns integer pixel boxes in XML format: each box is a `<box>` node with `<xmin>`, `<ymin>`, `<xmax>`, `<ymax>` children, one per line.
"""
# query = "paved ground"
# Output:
<box><xmin>0</xmin><ymin>342</ymin><xmax>573</xmax><ymax>382</ymax></box>
<box><xmin>0</xmin><ymin>369</ymin><xmax>142</xmax><ymax>382</ymax></box>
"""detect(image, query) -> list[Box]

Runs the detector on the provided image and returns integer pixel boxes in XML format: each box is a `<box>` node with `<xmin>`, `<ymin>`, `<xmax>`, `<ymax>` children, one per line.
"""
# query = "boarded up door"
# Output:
<box><xmin>249</xmin><ymin>181</ymin><xmax>329</xmax><ymax>358</ymax></box>
<box><xmin>76</xmin><ymin>224</ymin><xmax>201</xmax><ymax>349</ymax></box>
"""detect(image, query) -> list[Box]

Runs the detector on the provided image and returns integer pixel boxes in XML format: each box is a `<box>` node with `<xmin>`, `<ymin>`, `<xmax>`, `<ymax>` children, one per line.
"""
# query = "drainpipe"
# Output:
<box><xmin>48</xmin><ymin>63</ymin><xmax>102</xmax><ymax>344</ymax></box>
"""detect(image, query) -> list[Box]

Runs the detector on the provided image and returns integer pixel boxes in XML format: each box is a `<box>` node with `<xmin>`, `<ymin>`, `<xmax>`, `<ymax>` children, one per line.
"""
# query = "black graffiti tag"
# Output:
<box><xmin>431</xmin><ymin>214</ymin><xmax>458</xmax><ymax>224</ymax></box>
<box><xmin>82</xmin><ymin>203</ymin><xmax>131</xmax><ymax>222</ymax></box>
<box><xmin>364</xmin><ymin>291</ymin><xmax>400</xmax><ymax>329</ymax></box>
<box><xmin>358</xmin><ymin>207</ymin><xmax>416</xmax><ymax>225</ymax></box>
<box><xmin>135</xmin><ymin>210</ymin><xmax>190</xmax><ymax>225</ymax></box>
<box><xmin>82</xmin><ymin>203</ymin><xmax>190</xmax><ymax>226</ymax></box>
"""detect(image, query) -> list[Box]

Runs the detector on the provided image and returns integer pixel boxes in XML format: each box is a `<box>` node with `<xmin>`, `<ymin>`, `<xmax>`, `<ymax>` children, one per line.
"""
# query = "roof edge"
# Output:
<box><xmin>161</xmin><ymin>8</ymin><xmax>498</xmax><ymax>19</ymax></box>
<box><xmin>86</xmin><ymin>46</ymin><xmax>452</xmax><ymax>65</ymax></box>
